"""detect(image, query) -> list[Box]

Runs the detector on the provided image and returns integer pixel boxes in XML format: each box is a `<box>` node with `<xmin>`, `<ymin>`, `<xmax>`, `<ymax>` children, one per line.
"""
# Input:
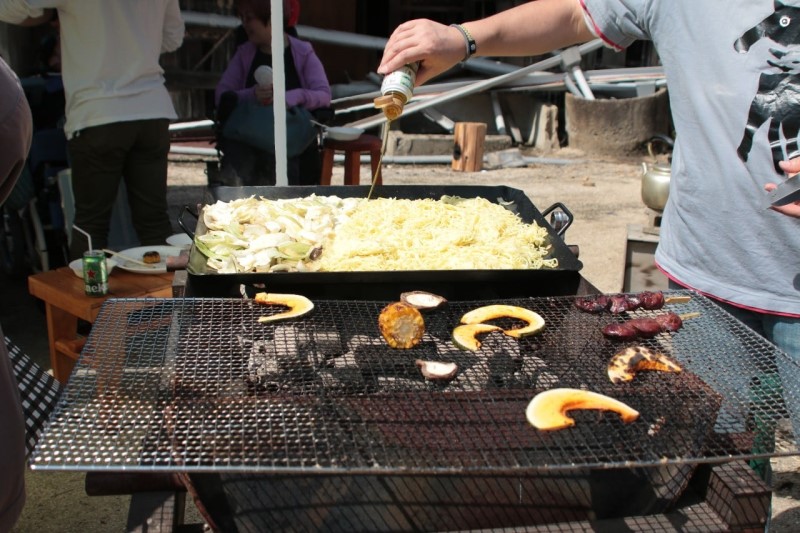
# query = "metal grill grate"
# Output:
<box><xmin>31</xmin><ymin>290</ymin><xmax>800</xmax><ymax>474</ymax></box>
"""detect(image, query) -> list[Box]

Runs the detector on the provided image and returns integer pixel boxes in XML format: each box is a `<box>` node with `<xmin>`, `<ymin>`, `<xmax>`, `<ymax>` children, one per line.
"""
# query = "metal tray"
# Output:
<box><xmin>183</xmin><ymin>185</ymin><xmax>583</xmax><ymax>298</ymax></box>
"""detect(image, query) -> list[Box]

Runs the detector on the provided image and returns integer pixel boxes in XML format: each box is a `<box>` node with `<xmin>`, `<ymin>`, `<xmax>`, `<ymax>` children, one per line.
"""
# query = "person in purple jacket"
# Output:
<box><xmin>215</xmin><ymin>0</ymin><xmax>332</xmax><ymax>186</ymax></box>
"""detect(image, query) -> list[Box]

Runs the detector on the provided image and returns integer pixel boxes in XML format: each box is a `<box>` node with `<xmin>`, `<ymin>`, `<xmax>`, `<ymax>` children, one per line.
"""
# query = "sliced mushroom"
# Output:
<box><xmin>607</xmin><ymin>345</ymin><xmax>682</xmax><ymax>383</ymax></box>
<box><xmin>415</xmin><ymin>360</ymin><xmax>458</xmax><ymax>381</ymax></box>
<box><xmin>525</xmin><ymin>388</ymin><xmax>639</xmax><ymax>431</ymax></box>
<box><xmin>400</xmin><ymin>291</ymin><xmax>448</xmax><ymax>311</ymax></box>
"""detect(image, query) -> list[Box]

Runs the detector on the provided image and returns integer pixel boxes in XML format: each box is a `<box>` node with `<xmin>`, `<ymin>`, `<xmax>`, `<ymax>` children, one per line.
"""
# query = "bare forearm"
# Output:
<box><xmin>462</xmin><ymin>0</ymin><xmax>593</xmax><ymax>58</ymax></box>
<box><xmin>378</xmin><ymin>0</ymin><xmax>593</xmax><ymax>85</ymax></box>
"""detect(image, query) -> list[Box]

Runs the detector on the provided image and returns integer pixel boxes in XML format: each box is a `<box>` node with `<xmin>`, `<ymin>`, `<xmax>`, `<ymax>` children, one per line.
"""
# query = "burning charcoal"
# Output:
<box><xmin>332</xmin><ymin>351</ymin><xmax>360</xmax><ymax>369</ymax></box>
<box><xmin>480</xmin><ymin>330</ymin><xmax>522</xmax><ymax>360</ymax></box>
<box><xmin>648</xmin><ymin>415</ymin><xmax>667</xmax><ymax>437</ymax></box>
<box><xmin>534</xmin><ymin>370</ymin><xmax>560</xmax><ymax>389</ymax></box>
<box><xmin>376</xmin><ymin>376</ymin><xmax>429</xmax><ymax>392</ymax></box>
<box><xmin>347</xmin><ymin>334</ymin><xmax>379</xmax><ymax>351</ymax></box>
<box><xmin>317</xmin><ymin>368</ymin><xmax>365</xmax><ymax>393</ymax></box>
<box><xmin>246</xmin><ymin>339</ymin><xmax>280</xmax><ymax>387</ymax></box>
<box><xmin>513</xmin><ymin>355</ymin><xmax>548</xmax><ymax>386</ymax></box>
<box><xmin>449</xmin><ymin>362</ymin><xmax>492</xmax><ymax>391</ymax></box>
<box><xmin>273</xmin><ymin>325</ymin><xmax>304</xmax><ymax>360</ymax></box>
<box><xmin>353</xmin><ymin>346</ymin><xmax>418</xmax><ymax>378</ymax></box>
<box><xmin>311</xmin><ymin>329</ymin><xmax>345</xmax><ymax>357</ymax></box>
<box><xmin>298</xmin><ymin>330</ymin><xmax>345</xmax><ymax>369</ymax></box>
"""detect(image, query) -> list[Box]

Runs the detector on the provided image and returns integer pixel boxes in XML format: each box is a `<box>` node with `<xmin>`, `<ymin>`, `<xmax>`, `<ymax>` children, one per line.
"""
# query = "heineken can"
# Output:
<box><xmin>82</xmin><ymin>250</ymin><xmax>108</xmax><ymax>297</ymax></box>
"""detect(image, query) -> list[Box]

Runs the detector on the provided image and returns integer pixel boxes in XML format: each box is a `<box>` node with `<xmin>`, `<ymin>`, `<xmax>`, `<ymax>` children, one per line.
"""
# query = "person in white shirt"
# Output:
<box><xmin>0</xmin><ymin>0</ymin><xmax>185</xmax><ymax>259</ymax></box>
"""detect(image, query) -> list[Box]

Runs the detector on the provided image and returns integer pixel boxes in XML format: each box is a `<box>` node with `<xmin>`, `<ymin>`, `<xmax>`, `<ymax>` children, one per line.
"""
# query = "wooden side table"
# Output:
<box><xmin>28</xmin><ymin>266</ymin><xmax>174</xmax><ymax>383</ymax></box>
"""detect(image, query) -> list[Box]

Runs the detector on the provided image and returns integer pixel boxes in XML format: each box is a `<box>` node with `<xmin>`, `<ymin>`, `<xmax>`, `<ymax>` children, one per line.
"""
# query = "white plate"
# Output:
<box><xmin>166</xmin><ymin>233</ymin><xmax>193</xmax><ymax>249</ymax></box>
<box><xmin>69</xmin><ymin>258</ymin><xmax>118</xmax><ymax>278</ymax></box>
<box><xmin>114</xmin><ymin>245</ymin><xmax>184</xmax><ymax>274</ymax></box>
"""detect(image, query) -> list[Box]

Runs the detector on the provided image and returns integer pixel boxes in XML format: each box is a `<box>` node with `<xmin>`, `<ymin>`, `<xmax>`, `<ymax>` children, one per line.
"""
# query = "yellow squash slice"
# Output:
<box><xmin>526</xmin><ymin>388</ymin><xmax>640</xmax><ymax>431</ymax></box>
<box><xmin>254</xmin><ymin>292</ymin><xmax>314</xmax><ymax>323</ymax></box>
<box><xmin>460</xmin><ymin>304</ymin><xmax>545</xmax><ymax>338</ymax></box>
<box><xmin>452</xmin><ymin>323</ymin><xmax>502</xmax><ymax>351</ymax></box>
<box><xmin>608</xmin><ymin>346</ymin><xmax>682</xmax><ymax>384</ymax></box>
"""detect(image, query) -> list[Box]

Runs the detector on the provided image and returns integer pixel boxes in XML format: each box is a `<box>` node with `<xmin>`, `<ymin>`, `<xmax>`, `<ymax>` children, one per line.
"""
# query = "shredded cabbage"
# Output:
<box><xmin>196</xmin><ymin>195</ymin><xmax>557</xmax><ymax>273</ymax></box>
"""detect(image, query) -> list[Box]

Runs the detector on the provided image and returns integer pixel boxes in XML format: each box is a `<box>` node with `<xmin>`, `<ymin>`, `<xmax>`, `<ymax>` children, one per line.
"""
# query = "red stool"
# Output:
<box><xmin>320</xmin><ymin>134</ymin><xmax>383</xmax><ymax>186</ymax></box>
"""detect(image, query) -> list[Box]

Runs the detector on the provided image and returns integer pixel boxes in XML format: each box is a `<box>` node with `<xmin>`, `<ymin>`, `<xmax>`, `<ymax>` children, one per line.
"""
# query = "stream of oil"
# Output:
<box><xmin>366</xmin><ymin>119</ymin><xmax>391</xmax><ymax>200</ymax></box>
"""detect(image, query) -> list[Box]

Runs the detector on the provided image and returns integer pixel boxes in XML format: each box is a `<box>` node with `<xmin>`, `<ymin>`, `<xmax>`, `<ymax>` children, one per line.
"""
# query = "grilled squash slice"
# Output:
<box><xmin>526</xmin><ymin>388</ymin><xmax>639</xmax><ymax>431</ymax></box>
<box><xmin>378</xmin><ymin>302</ymin><xmax>425</xmax><ymax>349</ymax></box>
<box><xmin>460</xmin><ymin>304</ymin><xmax>545</xmax><ymax>338</ymax></box>
<box><xmin>608</xmin><ymin>345</ymin><xmax>682</xmax><ymax>384</ymax></box>
<box><xmin>452</xmin><ymin>323</ymin><xmax>502</xmax><ymax>351</ymax></box>
<box><xmin>254</xmin><ymin>292</ymin><xmax>314</xmax><ymax>323</ymax></box>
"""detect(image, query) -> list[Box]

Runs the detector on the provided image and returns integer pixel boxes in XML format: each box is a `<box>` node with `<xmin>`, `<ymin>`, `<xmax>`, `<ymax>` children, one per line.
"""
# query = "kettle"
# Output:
<box><xmin>641</xmin><ymin>134</ymin><xmax>674</xmax><ymax>212</ymax></box>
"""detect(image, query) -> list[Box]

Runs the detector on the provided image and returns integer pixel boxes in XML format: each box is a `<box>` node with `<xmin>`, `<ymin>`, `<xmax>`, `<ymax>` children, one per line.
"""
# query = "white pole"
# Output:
<box><xmin>271</xmin><ymin>0</ymin><xmax>287</xmax><ymax>185</ymax></box>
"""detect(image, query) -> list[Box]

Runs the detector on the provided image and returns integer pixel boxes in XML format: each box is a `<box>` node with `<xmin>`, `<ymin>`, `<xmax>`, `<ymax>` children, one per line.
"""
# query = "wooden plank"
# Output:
<box><xmin>452</xmin><ymin>122</ymin><xmax>487</xmax><ymax>172</ymax></box>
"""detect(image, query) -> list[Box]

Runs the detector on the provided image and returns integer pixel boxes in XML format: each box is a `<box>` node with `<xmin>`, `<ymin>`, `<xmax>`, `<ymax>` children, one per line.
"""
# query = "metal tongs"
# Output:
<box><xmin>766</xmin><ymin>173</ymin><xmax>800</xmax><ymax>207</ymax></box>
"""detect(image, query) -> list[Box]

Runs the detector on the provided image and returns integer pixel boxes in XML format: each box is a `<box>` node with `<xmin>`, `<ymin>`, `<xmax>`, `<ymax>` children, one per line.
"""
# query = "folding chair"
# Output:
<box><xmin>5</xmin><ymin>336</ymin><xmax>62</xmax><ymax>458</ymax></box>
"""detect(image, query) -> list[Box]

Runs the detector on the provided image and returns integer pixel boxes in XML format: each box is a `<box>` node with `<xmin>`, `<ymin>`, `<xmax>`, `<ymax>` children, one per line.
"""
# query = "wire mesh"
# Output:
<box><xmin>31</xmin><ymin>290</ymin><xmax>800</xmax><ymax>476</ymax></box>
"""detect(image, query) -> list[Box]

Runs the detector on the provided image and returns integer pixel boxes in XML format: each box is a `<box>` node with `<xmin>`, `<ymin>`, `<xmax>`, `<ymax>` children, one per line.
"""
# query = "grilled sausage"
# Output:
<box><xmin>574</xmin><ymin>294</ymin><xmax>609</xmax><ymax>313</ymax></box>
<box><xmin>602</xmin><ymin>312</ymin><xmax>684</xmax><ymax>340</ymax></box>
<box><xmin>655</xmin><ymin>312</ymin><xmax>683</xmax><ymax>332</ymax></box>
<box><xmin>575</xmin><ymin>291</ymin><xmax>664</xmax><ymax>314</ymax></box>
<box><xmin>601</xmin><ymin>322</ymin><xmax>640</xmax><ymax>340</ymax></box>
<box><xmin>639</xmin><ymin>291</ymin><xmax>665</xmax><ymax>310</ymax></box>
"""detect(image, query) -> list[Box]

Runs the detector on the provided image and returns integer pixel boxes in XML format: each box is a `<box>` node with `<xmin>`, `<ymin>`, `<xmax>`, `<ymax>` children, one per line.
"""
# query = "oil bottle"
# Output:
<box><xmin>374</xmin><ymin>62</ymin><xmax>419</xmax><ymax>120</ymax></box>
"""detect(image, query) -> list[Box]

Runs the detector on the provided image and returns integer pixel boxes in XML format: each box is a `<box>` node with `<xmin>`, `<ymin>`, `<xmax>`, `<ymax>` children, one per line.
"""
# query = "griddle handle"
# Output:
<box><xmin>167</xmin><ymin>251</ymin><xmax>190</xmax><ymax>272</ymax></box>
<box><xmin>177</xmin><ymin>204</ymin><xmax>198</xmax><ymax>239</ymax></box>
<box><xmin>541</xmin><ymin>202</ymin><xmax>573</xmax><ymax>237</ymax></box>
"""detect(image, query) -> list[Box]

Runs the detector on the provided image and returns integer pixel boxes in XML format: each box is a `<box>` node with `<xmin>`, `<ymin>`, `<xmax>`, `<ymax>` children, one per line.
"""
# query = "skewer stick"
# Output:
<box><xmin>678</xmin><ymin>312</ymin><xmax>701</xmax><ymax>321</ymax></box>
<box><xmin>665</xmin><ymin>295</ymin><xmax>692</xmax><ymax>305</ymax></box>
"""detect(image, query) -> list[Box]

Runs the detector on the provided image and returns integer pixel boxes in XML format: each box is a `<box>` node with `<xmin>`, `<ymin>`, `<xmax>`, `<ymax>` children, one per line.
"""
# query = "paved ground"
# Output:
<box><xmin>3</xmin><ymin>148</ymin><xmax>799</xmax><ymax>531</ymax></box>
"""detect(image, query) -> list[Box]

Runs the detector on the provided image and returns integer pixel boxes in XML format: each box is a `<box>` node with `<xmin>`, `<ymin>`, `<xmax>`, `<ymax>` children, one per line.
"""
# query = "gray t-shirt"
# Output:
<box><xmin>583</xmin><ymin>0</ymin><xmax>800</xmax><ymax>315</ymax></box>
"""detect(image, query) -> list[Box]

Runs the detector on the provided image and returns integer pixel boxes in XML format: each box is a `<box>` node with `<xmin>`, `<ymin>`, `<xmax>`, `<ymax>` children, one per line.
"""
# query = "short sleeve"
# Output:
<box><xmin>581</xmin><ymin>0</ymin><xmax>652</xmax><ymax>51</ymax></box>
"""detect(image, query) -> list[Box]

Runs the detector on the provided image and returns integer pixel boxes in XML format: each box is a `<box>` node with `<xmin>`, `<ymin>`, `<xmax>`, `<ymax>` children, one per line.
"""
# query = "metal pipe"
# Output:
<box><xmin>181</xmin><ymin>11</ymin><xmax>529</xmax><ymax>77</ymax></box>
<box><xmin>168</xmin><ymin>144</ymin><xmax>580</xmax><ymax>166</ymax></box>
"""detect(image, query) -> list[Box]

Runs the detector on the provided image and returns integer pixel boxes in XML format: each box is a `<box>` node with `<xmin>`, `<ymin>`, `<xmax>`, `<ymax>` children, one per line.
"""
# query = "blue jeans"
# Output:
<box><xmin>669</xmin><ymin>281</ymin><xmax>800</xmax><ymax>478</ymax></box>
<box><xmin>668</xmin><ymin>280</ymin><xmax>800</xmax><ymax>362</ymax></box>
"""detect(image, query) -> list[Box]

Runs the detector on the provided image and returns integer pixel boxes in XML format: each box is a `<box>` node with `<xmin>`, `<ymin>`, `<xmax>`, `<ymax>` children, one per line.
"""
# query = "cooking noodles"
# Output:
<box><xmin>196</xmin><ymin>194</ymin><xmax>557</xmax><ymax>273</ymax></box>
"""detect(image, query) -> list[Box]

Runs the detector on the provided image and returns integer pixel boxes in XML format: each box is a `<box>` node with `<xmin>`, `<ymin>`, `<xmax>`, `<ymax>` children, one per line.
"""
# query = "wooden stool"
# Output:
<box><xmin>320</xmin><ymin>134</ymin><xmax>383</xmax><ymax>186</ymax></box>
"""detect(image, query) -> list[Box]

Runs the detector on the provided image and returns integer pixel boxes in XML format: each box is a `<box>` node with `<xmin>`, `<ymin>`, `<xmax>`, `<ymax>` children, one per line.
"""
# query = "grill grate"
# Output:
<box><xmin>31</xmin><ymin>290</ymin><xmax>800</xmax><ymax>473</ymax></box>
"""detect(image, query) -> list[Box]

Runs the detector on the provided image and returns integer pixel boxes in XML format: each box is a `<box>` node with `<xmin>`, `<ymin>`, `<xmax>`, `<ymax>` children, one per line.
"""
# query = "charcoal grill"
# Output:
<box><xmin>31</xmin><ymin>290</ymin><xmax>800</xmax><ymax>530</ymax></box>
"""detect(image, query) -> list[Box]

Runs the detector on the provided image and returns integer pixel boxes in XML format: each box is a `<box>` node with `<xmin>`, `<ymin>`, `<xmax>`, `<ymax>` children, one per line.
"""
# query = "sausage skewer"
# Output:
<box><xmin>575</xmin><ymin>291</ymin><xmax>690</xmax><ymax>314</ymax></box>
<box><xmin>602</xmin><ymin>312</ymin><xmax>700</xmax><ymax>340</ymax></box>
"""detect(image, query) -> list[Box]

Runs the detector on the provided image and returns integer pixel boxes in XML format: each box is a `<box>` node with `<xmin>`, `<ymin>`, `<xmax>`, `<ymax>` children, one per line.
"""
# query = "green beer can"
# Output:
<box><xmin>82</xmin><ymin>250</ymin><xmax>108</xmax><ymax>297</ymax></box>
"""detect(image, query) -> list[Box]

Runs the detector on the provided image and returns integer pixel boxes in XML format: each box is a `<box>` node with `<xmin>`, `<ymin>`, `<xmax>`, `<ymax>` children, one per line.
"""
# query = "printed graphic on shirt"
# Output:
<box><xmin>735</xmin><ymin>0</ymin><xmax>800</xmax><ymax>172</ymax></box>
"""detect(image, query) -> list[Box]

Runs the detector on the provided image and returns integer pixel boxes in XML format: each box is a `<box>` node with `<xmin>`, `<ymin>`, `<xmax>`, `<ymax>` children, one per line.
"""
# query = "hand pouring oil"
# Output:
<box><xmin>369</xmin><ymin>63</ymin><xmax>419</xmax><ymax>198</ymax></box>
